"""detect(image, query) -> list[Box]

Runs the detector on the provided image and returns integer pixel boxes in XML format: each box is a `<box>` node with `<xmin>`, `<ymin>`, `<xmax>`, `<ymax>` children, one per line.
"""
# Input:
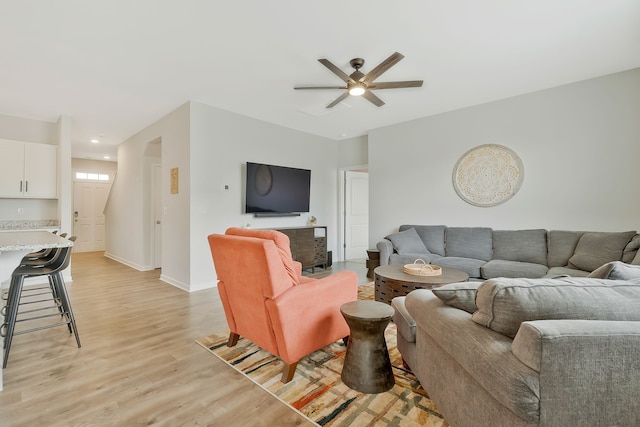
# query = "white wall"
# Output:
<box><xmin>104</xmin><ymin>103</ymin><xmax>190</xmax><ymax>274</ymax></box>
<box><xmin>188</xmin><ymin>102</ymin><xmax>347</xmax><ymax>290</ymax></box>
<box><xmin>105</xmin><ymin>101</ymin><xmax>363</xmax><ymax>291</ymax></box>
<box><xmin>369</xmin><ymin>68</ymin><xmax>640</xmax><ymax>245</ymax></box>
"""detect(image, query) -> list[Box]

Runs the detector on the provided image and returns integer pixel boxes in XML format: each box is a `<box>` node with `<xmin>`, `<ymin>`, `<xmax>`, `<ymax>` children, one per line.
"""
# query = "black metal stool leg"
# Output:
<box><xmin>52</xmin><ymin>272</ymin><xmax>80</xmax><ymax>347</ymax></box>
<box><xmin>3</xmin><ymin>276</ymin><xmax>25</xmax><ymax>368</ymax></box>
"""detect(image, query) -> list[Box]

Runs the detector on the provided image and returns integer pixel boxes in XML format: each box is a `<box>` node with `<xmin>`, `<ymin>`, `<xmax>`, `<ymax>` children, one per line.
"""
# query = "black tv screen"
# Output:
<box><xmin>245</xmin><ymin>162</ymin><xmax>311</xmax><ymax>215</ymax></box>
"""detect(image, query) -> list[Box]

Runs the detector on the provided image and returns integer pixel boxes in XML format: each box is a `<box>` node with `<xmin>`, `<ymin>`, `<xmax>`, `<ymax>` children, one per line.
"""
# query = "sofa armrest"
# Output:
<box><xmin>391</xmin><ymin>296</ymin><xmax>416</xmax><ymax>343</ymax></box>
<box><xmin>376</xmin><ymin>239</ymin><xmax>394</xmax><ymax>265</ymax></box>
<box><xmin>512</xmin><ymin>319</ymin><xmax>640</xmax><ymax>426</ymax></box>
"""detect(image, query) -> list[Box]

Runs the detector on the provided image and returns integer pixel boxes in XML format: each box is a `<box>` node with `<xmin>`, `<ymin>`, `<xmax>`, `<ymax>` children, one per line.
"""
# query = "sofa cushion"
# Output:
<box><xmin>568</xmin><ymin>231</ymin><xmax>636</xmax><ymax>272</ymax></box>
<box><xmin>492</xmin><ymin>229</ymin><xmax>547</xmax><ymax>265</ymax></box>
<box><xmin>386</xmin><ymin>227</ymin><xmax>429</xmax><ymax>255</ymax></box>
<box><xmin>431</xmin><ymin>282</ymin><xmax>481</xmax><ymax>313</ymax></box>
<box><xmin>445</xmin><ymin>227</ymin><xmax>493</xmax><ymax>261</ymax></box>
<box><xmin>588</xmin><ymin>261</ymin><xmax>640</xmax><ymax>280</ymax></box>
<box><xmin>400</xmin><ymin>225</ymin><xmax>447</xmax><ymax>256</ymax></box>
<box><xmin>634</xmin><ymin>249</ymin><xmax>640</xmax><ymax>266</ymax></box>
<box><xmin>389</xmin><ymin>253</ymin><xmax>442</xmax><ymax>265</ymax></box>
<box><xmin>435</xmin><ymin>256</ymin><xmax>485</xmax><ymax>279</ymax></box>
<box><xmin>481</xmin><ymin>260</ymin><xmax>548</xmax><ymax>279</ymax></box>
<box><xmin>622</xmin><ymin>234</ymin><xmax>640</xmax><ymax>264</ymax></box>
<box><xmin>547</xmin><ymin>230</ymin><xmax>583</xmax><ymax>267</ymax></box>
<box><xmin>472</xmin><ymin>277</ymin><xmax>640</xmax><ymax>338</ymax></box>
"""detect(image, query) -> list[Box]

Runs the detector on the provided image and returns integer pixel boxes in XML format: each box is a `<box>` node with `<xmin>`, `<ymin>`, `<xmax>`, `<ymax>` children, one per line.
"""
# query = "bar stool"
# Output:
<box><xmin>16</xmin><ymin>236</ymin><xmax>77</xmax><ymax>323</ymax></box>
<box><xmin>1</xmin><ymin>239</ymin><xmax>81</xmax><ymax>368</ymax></box>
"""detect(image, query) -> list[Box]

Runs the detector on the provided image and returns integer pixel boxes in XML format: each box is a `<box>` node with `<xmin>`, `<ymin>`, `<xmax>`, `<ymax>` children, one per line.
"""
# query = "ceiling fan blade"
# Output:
<box><xmin>318</xmin><ymin>59</ymin><xmax>356</xmax><ymax>84</ymax></box>
<box><xmin>368</xmin><ymin>80</ymin><xmax>423</xmax><ymax>90</ymax></box>
<box><xmin>326</xmin><ymin>92</ymin><xmax>350</xmax><ymax>108</ymax></box>
<box><xmin>294</xmin><ymin>86</ymin><xmax>348</xmax><ymax>90</ymax></box>
<box><xmin>361</xmin><ymin>52</ymin><xmax>404</xmax><ymax>84</ymax></box>
<box><xmin>362</xmin><ymin>90</ymin><xmax>385</xmax><ymax>107</ymax></box>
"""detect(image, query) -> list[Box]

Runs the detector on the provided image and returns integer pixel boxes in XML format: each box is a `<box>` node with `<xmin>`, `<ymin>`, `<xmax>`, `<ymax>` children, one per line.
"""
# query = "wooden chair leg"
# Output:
<box><xmin>281</xmin><ymin>361</ymin><xmax>298</xmax><ymax>383</ymax></box>
<box><xmin>227</xmin><ymin>332</ymin><xmax>240</xmax><ymax>347</ymax></box>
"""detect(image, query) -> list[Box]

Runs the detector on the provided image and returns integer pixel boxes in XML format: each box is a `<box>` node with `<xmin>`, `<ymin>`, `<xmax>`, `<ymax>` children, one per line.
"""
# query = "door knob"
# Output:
<box><xmin>156</xmin><ymin>220</ymin><xmax>161</xmax><ymax>224</ymax></box>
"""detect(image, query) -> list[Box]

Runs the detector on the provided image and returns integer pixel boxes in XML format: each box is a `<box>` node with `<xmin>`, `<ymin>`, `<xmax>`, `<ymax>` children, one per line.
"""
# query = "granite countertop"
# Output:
<box><xmin>0</xmin><ymin>230</ymin><xmax>72</xmax><ymax>251</ymax></box>
<box><xmin>0</xmin><ymin>220</ymin><xmax>59</xmax><ymax>231</ymax></box>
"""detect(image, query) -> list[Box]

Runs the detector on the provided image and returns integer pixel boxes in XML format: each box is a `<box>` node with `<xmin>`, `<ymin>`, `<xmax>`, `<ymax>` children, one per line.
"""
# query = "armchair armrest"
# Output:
<box><xmin>512</xmin><ymin>320</ymin><xmax>640</xmax><ymax>426</ymax></box>
<box><xmin>265</xmin><ymin>270</ymin><xmax>358</xmax><ymax>363</ymax></box>
<box><xmin>376</xmin><ymin>239</ymin><xmax>394</xmax><ymax>265</ymax></box>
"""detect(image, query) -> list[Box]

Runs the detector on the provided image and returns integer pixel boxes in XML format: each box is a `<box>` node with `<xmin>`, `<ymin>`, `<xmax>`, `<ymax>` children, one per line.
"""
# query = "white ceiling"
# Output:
<box><xmin>2</xmin><ymin>1</ymin><xmax>639</xmax><ymax>161</ymax></box>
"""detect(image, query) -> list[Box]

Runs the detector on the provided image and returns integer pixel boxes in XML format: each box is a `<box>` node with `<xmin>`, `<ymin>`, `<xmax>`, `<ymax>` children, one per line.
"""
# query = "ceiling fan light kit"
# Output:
<box><xmin>294</xmin><ymin>52</ymin><xmax>423</xmax><ymax>108</ymax></box>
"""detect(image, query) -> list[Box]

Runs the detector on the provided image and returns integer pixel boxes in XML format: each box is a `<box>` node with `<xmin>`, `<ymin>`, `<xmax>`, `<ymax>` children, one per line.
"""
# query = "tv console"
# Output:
<box><xmin>274</xmin><ymin>226</ymin><xmax>327</xmax><ymax>273</ymax></box>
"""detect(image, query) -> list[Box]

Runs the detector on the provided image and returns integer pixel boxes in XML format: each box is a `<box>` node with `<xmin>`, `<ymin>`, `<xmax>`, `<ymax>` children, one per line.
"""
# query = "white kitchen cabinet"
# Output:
<box><xmin>0</xmin><ymin>139</ymin><xmax>58</xmax><ymax>199</ymax></box>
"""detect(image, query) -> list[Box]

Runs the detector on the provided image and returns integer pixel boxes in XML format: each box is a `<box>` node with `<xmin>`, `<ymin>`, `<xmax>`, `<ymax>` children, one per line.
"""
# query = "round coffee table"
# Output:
<box><xmin>374</xmin><ymin>265</ymin><xmax>469</xmax><ymax>304</ymax></box>
<box><xmin>340</xmin><ymin>300</ymin><xmax>395</xmax><ymax>394</ymax></box>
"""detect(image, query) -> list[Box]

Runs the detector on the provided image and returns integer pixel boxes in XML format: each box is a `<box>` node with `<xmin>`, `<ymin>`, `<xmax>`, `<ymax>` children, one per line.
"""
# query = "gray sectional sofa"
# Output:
<box><xmin>377</xmin><ymin>225</ymin><xmax>640</xmax><ymax>279</ymax></box>
<box><xmin>392</xmin><ymin>267</ymin><xmax>640</xmax><ymax>427</ymax></box>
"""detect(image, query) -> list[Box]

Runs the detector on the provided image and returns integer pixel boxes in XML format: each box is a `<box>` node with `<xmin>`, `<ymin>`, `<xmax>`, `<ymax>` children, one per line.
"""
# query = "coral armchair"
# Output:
<box><xmin>207</xmin><ymin>227</ymin><xmax>358</xmax><ymax>383</ymax></box>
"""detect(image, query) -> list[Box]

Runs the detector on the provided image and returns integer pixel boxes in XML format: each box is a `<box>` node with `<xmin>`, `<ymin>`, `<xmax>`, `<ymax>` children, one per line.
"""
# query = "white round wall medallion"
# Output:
<box><xmin>452</xmin><ymin>144</ymin><xmax>524</xmax><ymax>207</ymax></box>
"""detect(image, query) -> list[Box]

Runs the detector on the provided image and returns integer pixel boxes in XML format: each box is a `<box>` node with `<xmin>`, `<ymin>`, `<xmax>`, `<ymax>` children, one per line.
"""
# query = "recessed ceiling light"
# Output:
<box><xmin>90</xmin><ymin>139</ymin><xmax>99</xmax><ymax>143</ymax></box>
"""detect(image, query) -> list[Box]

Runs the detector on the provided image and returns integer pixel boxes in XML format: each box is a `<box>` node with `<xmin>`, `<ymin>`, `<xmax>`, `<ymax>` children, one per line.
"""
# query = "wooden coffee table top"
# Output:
<box><xmin>374</xmin><ymin>265</ymin><xmax>469</xmax><ymax>304</ymax></box>
<box><xmin>374</xmin><ymin>265</ymin><xmax>469</xmax><ymax>286</ymax></box>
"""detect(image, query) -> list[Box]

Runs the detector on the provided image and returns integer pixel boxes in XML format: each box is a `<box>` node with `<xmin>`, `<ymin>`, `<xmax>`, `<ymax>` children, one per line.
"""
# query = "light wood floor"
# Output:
<box><xmin>0</xmin><ymin>252</ymin><xmax>369</xmax><ymax>426</ymax></box>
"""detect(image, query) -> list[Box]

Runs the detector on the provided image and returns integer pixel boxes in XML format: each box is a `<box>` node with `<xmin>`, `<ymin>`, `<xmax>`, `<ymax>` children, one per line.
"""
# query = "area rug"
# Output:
<box><xmin>196</xmin><ymin>283</ymin><xmax>449</xmax><ymax>427</ymax></box>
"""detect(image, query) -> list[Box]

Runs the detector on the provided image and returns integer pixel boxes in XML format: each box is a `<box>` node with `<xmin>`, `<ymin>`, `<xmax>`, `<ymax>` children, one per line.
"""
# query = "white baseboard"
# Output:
<box><xmin>103</xmin><ymin>252</ymin><xmax>152</xmax><ymax>271</ymax></box>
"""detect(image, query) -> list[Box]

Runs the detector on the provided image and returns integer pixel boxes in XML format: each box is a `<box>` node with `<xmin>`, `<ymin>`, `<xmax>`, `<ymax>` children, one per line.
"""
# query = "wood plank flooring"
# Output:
<box><xmin>0</xmin><ymin>252</ymin><xmax>368</xmax><ymax>426</ymax></box>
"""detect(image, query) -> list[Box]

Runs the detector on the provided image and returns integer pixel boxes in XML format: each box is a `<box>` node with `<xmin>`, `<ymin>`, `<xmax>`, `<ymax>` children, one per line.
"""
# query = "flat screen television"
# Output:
<box><xmin>245</xmin><ymin>162</ymin><xmax>311</xmax><ymax>216</ymax></box>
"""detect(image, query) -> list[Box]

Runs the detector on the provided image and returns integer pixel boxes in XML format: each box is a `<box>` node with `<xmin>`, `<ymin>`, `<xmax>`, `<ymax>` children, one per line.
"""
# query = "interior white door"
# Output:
<box><xmin>73</xmin><ymin>181</ymin><xmax>110</xmax><ymax>252</ymax></box>
<box><xmin>152</xmin><ymin>164</ymin><xmax>162</xmax><ymax>269</ymax></box>
<box><xmin>344</xmin><ymin>170</ymin><xmax>369</xmax><ymax>260</ymax></box>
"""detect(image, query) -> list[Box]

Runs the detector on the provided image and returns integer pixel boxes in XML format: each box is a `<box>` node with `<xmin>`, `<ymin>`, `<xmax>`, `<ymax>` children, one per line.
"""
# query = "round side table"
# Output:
<box><xmin>340</xmin><ymin>300</ymin><xmax>395</xmax><ymax>393</ymax></box>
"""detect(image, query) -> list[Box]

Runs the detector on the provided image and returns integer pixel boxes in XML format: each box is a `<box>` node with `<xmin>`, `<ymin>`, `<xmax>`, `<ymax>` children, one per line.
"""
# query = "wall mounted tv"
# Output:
<box><xmin>245</xmin><ymin>162</ymin><xmax>311</xmax><ymax>216</ymax></box>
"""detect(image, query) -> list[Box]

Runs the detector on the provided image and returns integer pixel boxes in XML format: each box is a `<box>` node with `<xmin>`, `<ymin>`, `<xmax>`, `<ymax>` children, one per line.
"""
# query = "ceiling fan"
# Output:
<box><xmin>294</xmin><ymin>52</ymin><xmax>423</xmax><ymax>108</ymax></box>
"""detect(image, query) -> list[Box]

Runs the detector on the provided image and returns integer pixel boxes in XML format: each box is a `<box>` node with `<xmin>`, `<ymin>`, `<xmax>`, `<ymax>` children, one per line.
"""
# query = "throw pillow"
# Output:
<box><xmin>622</xmin><ymin>234</ymin><xmax>640</xmax><ymax>263</ymax></box>
<box><xmin>431</xmin><ymin>282</ymin><xmax>481</xmax><ymax>313</ymax></box>
<box><xmin>471</xmin><ymin>277</ymin><xmax>640</xmax><ymax>338</ymax></box>
<box><xmin>588</xmin><ymin>261</ymin><xmax>640</xmax><ymax>280</ymax></box>
<box><xmin>567</xmin><ymin>231</ymin><xmax>636</xmax><ymax>272</ymax></box>
<box><xmin>385</xmin><ymin>227</ymin><xmax>429</xmax><ymax>255</ymax></box>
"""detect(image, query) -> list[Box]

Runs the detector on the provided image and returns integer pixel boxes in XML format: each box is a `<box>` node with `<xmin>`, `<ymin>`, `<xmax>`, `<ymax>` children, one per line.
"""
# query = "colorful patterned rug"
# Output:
<box><xmin>196</xmin><ymin>283</ymin><xmax>449</xmax><ymax>427</ymax></box>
